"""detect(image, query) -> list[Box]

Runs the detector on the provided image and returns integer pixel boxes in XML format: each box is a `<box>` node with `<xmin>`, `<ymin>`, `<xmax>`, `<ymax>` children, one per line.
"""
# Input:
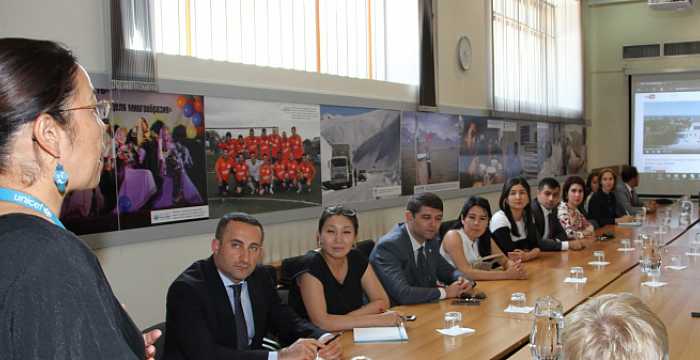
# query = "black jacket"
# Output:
<box><xmin>531</xmin><ymin>199</ymin><xmax>568</xmax><ymax>251</ymax></box>
<box><xmin>164</xmin><ymin>257</ymin><xmax>324</xmax><ymax>360</ymax></box>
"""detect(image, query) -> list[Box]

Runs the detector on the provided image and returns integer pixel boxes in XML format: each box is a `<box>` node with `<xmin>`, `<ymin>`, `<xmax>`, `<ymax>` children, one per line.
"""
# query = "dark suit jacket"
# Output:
<box><xmin>369</xmin><ymin>223</ymin><xmax>465</xmax><ymax>306</ymax></box>
<box><xmin>531</xmin><ymin>199</ymin><xmax>568</xmax><ymax>251</ymax></box>
<box><xmin>615</xmin><ymin>181</ymin><xmax>642</xmax><ymax>215</ymax></box>
<box><xmin>164</xmin><ymin>257</ymin><xmax>324</xmax><ymax>360</ymax></box>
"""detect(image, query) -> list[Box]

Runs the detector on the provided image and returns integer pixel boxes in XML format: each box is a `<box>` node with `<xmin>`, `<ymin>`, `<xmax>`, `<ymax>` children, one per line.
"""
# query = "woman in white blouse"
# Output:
<box><xmin>441</xmin><ymin>196</ymin><xmax>527</xmax><ymax>280</ymax></box>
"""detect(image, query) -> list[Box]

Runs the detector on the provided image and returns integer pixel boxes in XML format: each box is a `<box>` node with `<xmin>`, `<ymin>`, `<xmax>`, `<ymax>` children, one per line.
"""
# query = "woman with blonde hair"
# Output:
<box><xmin>562</xmin><ymin>293</ymin><xmax>668</xmax><ymax>360</ymax></box>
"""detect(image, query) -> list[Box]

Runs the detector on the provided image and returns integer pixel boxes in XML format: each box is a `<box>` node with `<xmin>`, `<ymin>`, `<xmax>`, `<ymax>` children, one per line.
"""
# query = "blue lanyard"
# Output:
<box><xmin>0</xmin><ymin>188</ymin><xmax>66</xmax><ymax>229</ymax></box>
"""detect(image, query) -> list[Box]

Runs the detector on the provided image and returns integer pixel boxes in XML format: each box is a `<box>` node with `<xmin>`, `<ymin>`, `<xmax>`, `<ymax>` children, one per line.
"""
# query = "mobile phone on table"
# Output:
<box><xmin>452</xmin><ymin>298</ymin><xmax>480</xmax><ymax>306</ymax></box>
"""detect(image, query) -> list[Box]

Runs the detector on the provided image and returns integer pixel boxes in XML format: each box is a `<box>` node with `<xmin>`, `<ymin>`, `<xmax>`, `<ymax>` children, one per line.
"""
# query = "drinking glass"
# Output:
<box><xmin>640</xmin><ymin>235</ymin><xmax>662</xmax><ymax>274</ymax></box>
<box><xmin>510</xmin><ymin>292</ymin><xmax>527</xmax><ymax>308</ymax></box>
<box><xmin>638</xmin><ymin>207</ymin><xmax>647</xmax><ymax>224</ymax></box>
<box><xmin>530</xmin><ymin>296</ymin><xmax>564</xmax><ymax>360</ymax></box>
<box><xmin>653</xmin><ymin>230</ymin><xmax>665</xmax><ymax>247</ymax></box>
<box><xmin>569</xmin><ymin>266</ymin><xmax>584</xmax><ymax>280</ymax></box>
<box><xmin>620</xmin><ymin>238</ymin><xmax>631</xmax><ymax>249</ymax></box>
<box><xmin>648</xmin><ymin>266</ymin><xmax>662</xmax><ymax>283</ymax></box>
<box><xmin>670</xmin><ymin>254</ymin><xmax>686</xmax><ymax>268</ymax></box>
<box><xmin>593</xmin><ymin>250</ymin><xmax>605</xmax><ymax>263</ymax></box>
<box><xmin>664</xmin><ymin>208</ymin><xmax>673</xmax><ymax>229</ymax></box>
<box><xmin>690</xmin><ymin>234</ymin><xmax>700</xmax><ymax>254</ymax></box>
<box><xmin>444</xmin><ymin>311</ymin><xmax>462</xmax><ymax>329</ymax></box>
<box><xmin>635</xmin><ymin>233</ymin><xmax>648</xmax><ymax>245</ymax></box>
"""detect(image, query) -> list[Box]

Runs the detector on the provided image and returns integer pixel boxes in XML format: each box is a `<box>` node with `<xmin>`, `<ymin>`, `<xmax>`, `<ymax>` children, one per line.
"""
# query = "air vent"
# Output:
<box><xmin>664</xmin><ymin>41</ymin><xmax>700</xmax><ymax>56</ymax></box>
<box><xmin>623</xmin><ymin>44</ymin><xmax>661</xmax><ymax>59</ymax></box>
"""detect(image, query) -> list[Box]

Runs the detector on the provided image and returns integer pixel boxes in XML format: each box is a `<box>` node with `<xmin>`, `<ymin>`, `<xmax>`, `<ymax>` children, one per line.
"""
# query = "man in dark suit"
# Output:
<box><xmin>370</xmin><ymin>192</ymin><xmax>473</xmax><ymax>305</ymax></box>
<box><xmin>532</xmin><ymin>178</ymin><xmax>584</xmax><ymax>251</ymax></box>
<box><xmin>164</xmin><ymin>212</ymin><xmax>341</xmax><ymax>360</ymax></box>
<box><xmin>615</xmin><ymin>165</ymin><xmax>656</xmax><ymax>216</ymax></box>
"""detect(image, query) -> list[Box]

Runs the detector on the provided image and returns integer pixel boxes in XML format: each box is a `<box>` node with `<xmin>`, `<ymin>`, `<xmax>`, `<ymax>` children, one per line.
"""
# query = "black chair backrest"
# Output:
<box><xmin>142</xmin><ymin>322</ymin><xmax>166</xmax><ymax>360</ymax></box>
<box><xmin>355</xmin><ymin>239</ymin><xmax>375</xmax><ymax>259</ymax></box>
<box><xmin>280</xmin><ymin>254</ymin><xmax>307</xmax><ymax>289</ymax></box>
<box><xmin>439</xmin><ymin>219</ymin><xmax>461</xmax><ymax>241</ymax></box>
<box><xmin>259</xmin><ymin>264</ymin><xmax>279</xmax><ymax>285</ymax></box>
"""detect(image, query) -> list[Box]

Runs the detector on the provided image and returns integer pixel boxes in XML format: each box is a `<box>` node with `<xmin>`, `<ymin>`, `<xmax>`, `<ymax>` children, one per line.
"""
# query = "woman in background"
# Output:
<box><xmin>489</xmin><ymin>176</ymin><xmax>541</xmax><ymax>262</ymax></box>
<box><xmin>441</xmin><ymin>196</ymin><xmax>527</xmax><ymax>280</ymax></box>
<box><xmin>584</xmin><ymin>171</ymin><xmax>600</xmax><ymax>214</ymax></box>
<box><xmin>289</xmin><ymin>205</ymin><xmax>403</xmax><ymax>331</ymax></box>
<box><xmin>587</xmin><ymin>168</ymin><xmax>633</xmax><ymax>227</ymax></box>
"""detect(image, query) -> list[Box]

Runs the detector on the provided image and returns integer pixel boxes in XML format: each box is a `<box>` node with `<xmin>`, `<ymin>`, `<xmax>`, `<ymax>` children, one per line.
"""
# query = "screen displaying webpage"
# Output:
<box><xmin>630</xmin><ymin>72</ymin><xmax>700</xmax><ymax>195</ymax></box>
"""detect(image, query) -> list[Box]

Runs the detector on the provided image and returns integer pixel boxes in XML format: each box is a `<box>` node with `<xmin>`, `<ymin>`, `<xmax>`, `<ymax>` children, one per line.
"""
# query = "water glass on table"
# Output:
<box><xmin>635</xmin><ymin>233</ymin><xmax>648</xmax><ymax>245</ymax></box>
<box><xmin>640</xmin><ymin>236</ymin><xmax>662</xmax><ymax>274</ymax></box>
<box><xmin>569</xmin><ymin>266</ymin><xmax>584</xmax><ymax>281</ymax></box>
<box><xmin>620</xmin><ymin>238</ymin><xmax>632</xmax><ymax>249</ymax></box>
<box><xmin>689</xmin><ymin>234</ymin><xmax>700</xmax><ymax>255</ymax></box>
<box><xmin>510</xmin><ymin>292</ymin><xmax>527</xmax><ymax>308</ymax></box>
<box><xmin>444</xmin><ymin>311</ymin><xmax>462</xmax><ymax>329</ymax></box>
<box><xmin>593</xmin><ymin>250</ymin><xmax>605</xmax><ymax>264</ymax></box>
<box><xmin>670</xmin><ymin>254</ymin><xmax>686</xmax><ymax>268</ymax></box>
<box><xmin>647</xmin><ymin>265</ymin><xmax>662</xmax><ymax>283</ymax></box>
<box><xmin>637</xmin><ymin>207</ymin><xmax>647</xmax><ymax>224</ymax></box>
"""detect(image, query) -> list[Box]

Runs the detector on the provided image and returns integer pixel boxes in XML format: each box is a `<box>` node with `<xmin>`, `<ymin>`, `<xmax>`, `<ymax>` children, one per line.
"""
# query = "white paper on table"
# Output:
<box><xmin>664</xmin><ymin>265</ymin><xmax>688</xmax><ymax>271</ymax></box>
<box><xmin>436</xmin><ymin>327</ymin><xmax>475</xmax><ymax>336</ymax></box>
<box><xmin>588</xmin><ymin>261</ymin><xmax>610</xmax><ymax>266</ymax></box>
<box><xmin>504</xmin><ymin>305</ymin><xmax>534</xmax><ymax>314</ymax></box>
<box><xmin>617</xmin><ymin>248</ymin><xmax>635</xmax><ymax>252</ymax></box>
<box><xmin>686</xmin><ymin>252</ymin><xmax>700</xmax><ymax>257</ymax></box>
<box><xmin>641</xmin><ymin>281</ymin><xmax>668</xmax><ymax>288</ymax></box>
<box><xmin>564</xmin><ymin>277</ymin><xmax>587</xmax><ymax>284</ymax></box>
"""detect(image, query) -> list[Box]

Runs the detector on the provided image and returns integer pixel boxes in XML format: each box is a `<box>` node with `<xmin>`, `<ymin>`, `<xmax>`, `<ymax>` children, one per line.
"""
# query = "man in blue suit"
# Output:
<box><xmin>370</xmin><ymin>192</ymin><xmax>473</xmax><ymax>305</ymax></box>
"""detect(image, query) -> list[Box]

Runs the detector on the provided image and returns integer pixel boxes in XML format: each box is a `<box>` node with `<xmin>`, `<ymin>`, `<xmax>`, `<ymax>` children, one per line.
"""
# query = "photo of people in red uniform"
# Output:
<box><xmin>205</xmin><ymin>97</ymin><xmax>321</xmax><ymax>217</ymax></box>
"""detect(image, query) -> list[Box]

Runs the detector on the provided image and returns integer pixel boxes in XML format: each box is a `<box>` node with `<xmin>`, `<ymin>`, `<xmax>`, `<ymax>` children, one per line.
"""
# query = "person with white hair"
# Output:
<box><xmin>562</xmin><ymin>293</ymin><xmax>668</xmax><ymax>360</ymax></box>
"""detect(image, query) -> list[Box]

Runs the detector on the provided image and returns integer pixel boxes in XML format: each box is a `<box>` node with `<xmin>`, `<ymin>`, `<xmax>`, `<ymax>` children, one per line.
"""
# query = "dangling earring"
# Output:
<box><xmin>53</xmin><ymin>163</ymin><xmax>69</xmax><ymax>194</ymax></box>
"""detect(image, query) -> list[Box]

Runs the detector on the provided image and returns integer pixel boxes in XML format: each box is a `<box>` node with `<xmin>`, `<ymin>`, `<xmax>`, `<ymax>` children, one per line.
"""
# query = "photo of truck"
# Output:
<box><xmin>327</xmin><ymin>144</ymin><xmax>353</xmax><ymax>189</ymax></box>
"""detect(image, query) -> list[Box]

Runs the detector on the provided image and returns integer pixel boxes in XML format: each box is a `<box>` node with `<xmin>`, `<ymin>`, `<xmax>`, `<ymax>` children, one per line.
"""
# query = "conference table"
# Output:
<box><xmin>340</xmin><ymin>205</ymin><xmax>699</xmax><ymax>360</ymax></box>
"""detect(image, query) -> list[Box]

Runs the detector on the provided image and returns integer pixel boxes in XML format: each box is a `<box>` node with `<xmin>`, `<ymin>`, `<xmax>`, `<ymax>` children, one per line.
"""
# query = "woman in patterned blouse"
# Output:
<box><xmin>558</xmin><ymin>176</ymin><xmax>595</xmax><ymax>239</ymax></box>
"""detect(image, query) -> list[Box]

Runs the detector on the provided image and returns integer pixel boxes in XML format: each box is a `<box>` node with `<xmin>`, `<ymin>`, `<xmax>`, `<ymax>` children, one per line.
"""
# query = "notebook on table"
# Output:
<box><xmin>353</xmin><ymin>325</ymin><xmax>408</xmax><ymax>343</ymax></box>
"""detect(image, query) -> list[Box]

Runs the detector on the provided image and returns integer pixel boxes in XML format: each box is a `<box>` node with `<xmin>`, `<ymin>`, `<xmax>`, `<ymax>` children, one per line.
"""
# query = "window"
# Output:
<box><xmin>492</xmin><ymin>0</ymin><xmax>582</xmax><ymax>119</ymax></box>
<box><xmin>150</xmin><ymin>0</ymin><xmax>419</xmax><ymax>85</ymax></box>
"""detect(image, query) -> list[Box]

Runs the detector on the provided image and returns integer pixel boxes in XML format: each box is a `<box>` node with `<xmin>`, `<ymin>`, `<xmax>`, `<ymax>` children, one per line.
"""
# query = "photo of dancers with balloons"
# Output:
<box><xmin>110</xmin><ymin>91</ymin><xmax>209</xmax><ymax>229</ymax></box>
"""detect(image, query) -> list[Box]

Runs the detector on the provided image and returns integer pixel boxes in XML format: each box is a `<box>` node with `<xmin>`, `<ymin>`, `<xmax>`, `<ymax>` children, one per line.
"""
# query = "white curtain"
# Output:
<box><xmin>492</xmin><ymin>0</ymin><xmax>582</xmax><ymax>120</ymax></box>
<box><xmin>150</xmin><ymin>0</ymin><xmax>419</xmax><ymax>85</ymax></box>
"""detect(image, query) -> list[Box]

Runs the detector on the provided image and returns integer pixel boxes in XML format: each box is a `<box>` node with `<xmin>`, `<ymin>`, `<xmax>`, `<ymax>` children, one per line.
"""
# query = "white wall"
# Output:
<box><xmin>0</xmin><ymin>0</ymin><xmax>109</xmax><ymax>74</ymax></box>
<box><xmin>584</xmin><ymin>0</ymin><xmax>700</xmax><ymax>169</ymax></box>
<box><xmin>1</xmin><ymin>0</ymin><xmax>499</xmax><ymax>328</ymax></box>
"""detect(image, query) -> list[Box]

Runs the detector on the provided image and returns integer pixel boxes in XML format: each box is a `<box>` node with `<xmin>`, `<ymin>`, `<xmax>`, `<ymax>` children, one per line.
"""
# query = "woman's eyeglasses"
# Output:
<box><xmin>57</xmin><ymin>99</ymin><xmax>112</xmax><ymax>122</ymax></box>
<box><xmin>324</xmin><ymin>205</ymin><xmax>357</xmax><ymax>217</ymax></box>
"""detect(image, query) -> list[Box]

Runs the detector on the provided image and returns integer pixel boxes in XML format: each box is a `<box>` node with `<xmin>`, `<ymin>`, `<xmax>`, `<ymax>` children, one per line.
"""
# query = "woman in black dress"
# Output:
<box><xmin>289</xmin><ymin>205</ymin><xmax>403</xmax><ymax>331</ymax></box>
<box><xmin>587</xmin><ymin>168</ymin><xmax>633</xmax><ymax>227</ymax></box>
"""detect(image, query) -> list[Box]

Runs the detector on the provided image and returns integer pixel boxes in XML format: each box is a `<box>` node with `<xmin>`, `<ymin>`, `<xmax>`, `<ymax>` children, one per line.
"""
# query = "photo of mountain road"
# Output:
<box><xmin>320</xmin><ymin>106</ymin><xmax>402</xmax><ymax>204</ymax></box>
